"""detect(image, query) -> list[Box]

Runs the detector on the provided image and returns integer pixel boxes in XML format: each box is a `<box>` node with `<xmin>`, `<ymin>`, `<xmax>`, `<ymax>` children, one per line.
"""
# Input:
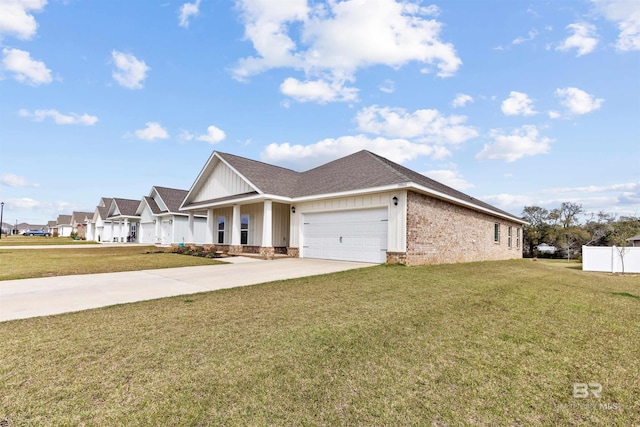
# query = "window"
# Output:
<box><xmin>516</xmin><ymin>228</ymin><xmax>520</xmax><ymax>248</ymax></box>
<box><xmin>217</xmin><ymin>217</ymin><xmax>225</xmax><ymax>244</ymax></box>
<box><xmin>494</xmin><ymin>223</ymin><xmax>500</xmax><ymax>243</ymax></box>
<box><xmin>241</xmin><ymin>215</ymin><xmax>249</xmax><ymax>245</ymax></box>
<box><xmin>508</xmin><ymin>226</ymin><xmax>512</xmax><ymax>248</ymax></box>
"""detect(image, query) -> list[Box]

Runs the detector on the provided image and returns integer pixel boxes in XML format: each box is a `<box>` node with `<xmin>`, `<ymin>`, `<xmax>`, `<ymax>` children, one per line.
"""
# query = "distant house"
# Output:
<box><xmin>179</xmin><ymin>150</ymin><xmax>526</xmax><ymax>265</ymax></box>
<box><xmin>47</xmin><ymin>220</ymin><xmax>57</xmax><ymax>233</ymax></box>
<box><xmin>71</xmin><ymin>211</ymin><xmax>93</xmax><ymax>239</ymax></box>
<box><xmin>106</xmin><ymin>198</ymin><xmax>141</xmax><ymax>243</ymax></box>
<box><xmin>535</xmin><ymin>243</ymin><xmax>557</xmax><ymax>254</ymax></box>
<box><xmin>86</xmin><ymin>198</ymin><xmax>113</xmax><ymax>242</ymax></box>
<box><xmin>136</xmin><ymin>186</ymin><xmax>207</xmax><ymax>245</ymax></box>
<box><xmin>56</xmin><ymin>215</ymin><xmax>73</xmax><ymax>237</ymax></box>
<box><xmin>627</xmin><ymin>235</ymin><xmax>640</xmax><ymax>247</ymax></box>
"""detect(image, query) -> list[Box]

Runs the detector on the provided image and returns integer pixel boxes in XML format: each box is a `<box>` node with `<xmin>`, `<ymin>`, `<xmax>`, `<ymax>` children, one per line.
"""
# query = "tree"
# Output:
<box><xmin>608</xmin><ymin>216</ymin><xmax>640</xmax><ymax>274</ymax></box>
<box><xmin>521</xmin><ymin>206</ymin><xmax>550</xmax><ymax>256</ymax></box>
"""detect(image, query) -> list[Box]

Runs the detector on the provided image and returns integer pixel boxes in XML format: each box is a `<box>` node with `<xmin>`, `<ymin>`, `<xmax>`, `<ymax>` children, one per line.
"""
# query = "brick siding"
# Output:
<box><xmin>397</xmin><ymin>191</ymin><xmax>523</xmax><ymax>266</ymax></box>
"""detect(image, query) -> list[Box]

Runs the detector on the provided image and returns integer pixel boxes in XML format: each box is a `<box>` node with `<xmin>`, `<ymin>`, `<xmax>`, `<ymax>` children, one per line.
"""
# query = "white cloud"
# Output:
<box><xmin>0</xmin><ymin>0</ymin><xmax>47</xmax><ymax>40</ymax></box>
<box><xmin>280</xmin><ymin>77</ymin><xmax>358</xmax><ymax>103</ymax></box>
<box><xmin>261</xmin><ymin>134</ymin><xmax>437</xmax><ymax>170</ymax></box>
<box><xmin>548</xmin><ymin>110</ymin><xmax>561</xmax><ymax>119</ymax></box>
<box><xmin>133</xmin><ymin>122</ymin><xmax>169</xmax><ymax>141</ymax></box>
<box><xmin>423</xmin><ymin>168</ymin><xmax>474</xmax><ymax>190</ymax></box>
<box><xmin>556</xmin><ymin>22</ymin><xmax>598</xmax><ymax>56</ymax></box>
<box><xmin>476</xmin><ymin>125</ymin><xmax>553</xmax><ymax>162</ymax></box>
<box><xmin>356</xmin><ymin>105</ymin><xmax>478</xmax><ymax>145</ymax></box>
<box><xmin>19</xmin><ymin>108</ymin><xmax>98</xmax><ymax>125</ymax></box>
<box><xmin>379</xmin><ymin>79</ymin><xmax>395</xmax><ymax>94</ymax></box>
<box><xmin>452</xmin><ymin>93</ymin><xmax>473</xmax><ymax>108</ymax></box>
<box><xmin>1</xmin><ymin>172</ymin><xmax>38</xmax><ymax>187</ymax></box>
<box><xmin>501</xmin><ymin>91</ymin><xmax>536</xmax><ymax>116</ymax></box>
<box><xmin>512</xmin><ymin>29</ymin><xmax>538</xmax><ymax>45</ymax></box>
<box><xmin>2</xmin><ymin>48</ymin><xmax>52</xmax><ymax>85</ymax></box>
<box><xmin>556</xmin><ymin>87</ymin><xmax>603</xmax><ymax>115</ymax></box>
<box><xmin>178</xmin><ymin>0</ymin><xmax>201</xmax><ymax>28</ymax></box>
<box><xmin>233</xmin><ymin>0</ymin><xmax>461</xmax><ymax>102</ymax></box>
<box><xmin>111</xmin><ymin>50</ymin><xmax>150</xmax><ymax>89</ymax></box>
<box><xmin>483</xmin><ymin>182</ymin><xmax>640</xmax><ymax>216</ymax></box>
<box><xmin>540</xmin><ymin>182</ymin><xmax>638</xmax><ymax>194</ymax></box>
<box><xmin>592</xmin><ymin>0</ymin><xmax>640</xmax><ymax>51</ymax></box>
<box><xmin>196</xmin><ymin>125</ymin><xmax>226</xmax><ymax>144</ymax></box>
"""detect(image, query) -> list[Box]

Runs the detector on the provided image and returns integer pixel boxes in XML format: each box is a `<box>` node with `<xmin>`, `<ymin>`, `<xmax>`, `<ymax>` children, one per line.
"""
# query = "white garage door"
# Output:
<box><xmin>302</xmin><ymin>208</ymin><xmax>388</xmax><ymax>263</ymax></box>
<box><xmin>140</xmin><ymin>223</ymin><xmax>155</xmax><ymax>244</ymax></box>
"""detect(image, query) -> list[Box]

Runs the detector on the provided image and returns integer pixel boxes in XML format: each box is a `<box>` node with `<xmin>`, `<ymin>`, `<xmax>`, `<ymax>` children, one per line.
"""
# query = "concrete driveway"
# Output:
<box><xmin>0</xmin><ymin>257</ymin><xmax>374</xmax><ymax>322</ymax></box>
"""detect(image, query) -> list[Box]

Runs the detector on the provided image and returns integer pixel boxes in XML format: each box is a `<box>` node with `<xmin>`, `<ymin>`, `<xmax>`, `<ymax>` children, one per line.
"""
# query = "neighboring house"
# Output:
<box><xmin>86</xmin><ymin>198</ymin><xmax>113</xmax><ymax>242</ymax></box>
<box><xmin>56</xmin><ymin>215</ymin><xmax>73</xmax><ymax>237</ymax></box>
<box><xmin>535</xmin><ymin>243</ymin><xmax>557</xmax><ymax>254</ymax></box>
<box><xmin>71</xmin><ymin>211</ymin><xmax>93</xmax><ymax>239</ymax></box>
<box><xmin>136</xmin><ymin>186</ymin><xmax>207</xmax><ymax>245</ymax></box>
<box><xmin>106</xmin><ymin>198</ymin><xmax>141</xmax><ymax>243</ymax></box>
<box><xmin>180</xmin><ymin>150</ymin><xmax>526</xmax><ymax>265</ymax></box>
<box><xmin>627</xmin><ymin>235</ymin><xmax>640</xmax><ymax>247</ymax></box>
<box><xmin>47</xmin><ymin>220</ymin><xmax>57</xmax><ymax>233</ymax></box>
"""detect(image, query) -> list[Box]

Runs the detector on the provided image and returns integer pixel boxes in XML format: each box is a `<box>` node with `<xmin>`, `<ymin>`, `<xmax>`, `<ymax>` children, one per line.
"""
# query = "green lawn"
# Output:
<box><xmin>0</xmin><ymin>235</ymin><xmax>98</xmax><ymax>246</ymax></box>
<box><xmin>0</xmin><ymin>260</ymin><xmax>638</xmax><ymax>425</ymax></box>
<box><xmin>0</xmin><ymin>246</ymin><xmax>223</xmax><ymax>280</ymax></box>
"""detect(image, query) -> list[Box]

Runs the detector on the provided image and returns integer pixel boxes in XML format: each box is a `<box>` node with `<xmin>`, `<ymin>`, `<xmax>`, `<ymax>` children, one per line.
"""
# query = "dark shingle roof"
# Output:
<box><xmin>71</xmin><ymin>211</ymin><xmax>93</xmax><ymax>224</ymax></box>
<box><xmin>154</xmin><ymin>186</ymin><xmax>189</xmax><ymax>213</ymax></box>
<box><xmin>56</xmin><ymin>215</ymin><xmax>72</xmax><ymax>225</ymax></box>
<box><xmin>219</xmin><ymin>152</ymin><xmax>300</xmax><ymax>196</ymax></box>
<box><xmin>143</xmin><ymin>196</ymin><xmax>163</xmax><ymax>214</ymax></box>
<box><xmin>201</xmin><ymin>150</ymin><xmax>521</xmax><ymax>221</ymax></box>
<box><xmin>113</xmin><ymin>198</ymin><xmax>141</xmax><ymax>217</ymax></box>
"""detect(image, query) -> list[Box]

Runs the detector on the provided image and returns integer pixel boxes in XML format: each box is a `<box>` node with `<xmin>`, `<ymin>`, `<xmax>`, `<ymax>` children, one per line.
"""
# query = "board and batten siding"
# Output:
<box><xmin>290</xmin><ymin>191</ymin><xmax>406</xmax><ymax>253</ymax></box>
<box><xmin>192</xmin><ymin>160</ymin><xmax>254</xmax><ymax>203</ymax></box>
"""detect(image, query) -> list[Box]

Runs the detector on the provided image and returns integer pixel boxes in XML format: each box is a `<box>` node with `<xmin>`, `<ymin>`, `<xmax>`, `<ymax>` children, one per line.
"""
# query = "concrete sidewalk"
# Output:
<box><xmin>0</xmin><ymin>257</ymin><xmax>374</xmax><ymax>322</ymax></box>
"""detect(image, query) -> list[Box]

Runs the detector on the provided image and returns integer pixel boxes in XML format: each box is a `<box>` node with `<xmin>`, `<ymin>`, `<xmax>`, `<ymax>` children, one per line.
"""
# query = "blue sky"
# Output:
<box><xmin>1</xmin><ymin>0</ymin><xmax>638</xmax><ymax>225</ymax></box>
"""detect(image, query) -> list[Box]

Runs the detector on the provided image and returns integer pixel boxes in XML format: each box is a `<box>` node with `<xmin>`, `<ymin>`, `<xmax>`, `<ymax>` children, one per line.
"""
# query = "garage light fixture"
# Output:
<box><xmin>392</xmin><ymin>196</ymin><xmax>398</xmax><ymax>206</ymax></box>
<box><xmin>291</xmin><ymin>206</ymin><xmax>296</xmax><ymax>213</ymax></box>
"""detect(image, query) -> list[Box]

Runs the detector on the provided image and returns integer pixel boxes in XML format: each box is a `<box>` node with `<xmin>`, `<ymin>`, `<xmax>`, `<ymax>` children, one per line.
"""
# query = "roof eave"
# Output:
<box><xmin>408</xmin><ymin>183</ymin><xmax>527</xmax><ymax>224</ymax></box>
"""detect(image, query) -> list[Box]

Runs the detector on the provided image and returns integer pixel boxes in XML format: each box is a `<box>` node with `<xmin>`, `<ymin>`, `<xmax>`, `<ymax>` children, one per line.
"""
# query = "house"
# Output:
<box><xmin>627</xmin><ymin>235</ymin><xmax>640</xmax><ymax>247</ymax></box>
<box><xmin>47</xmin><ymin>220</ymin><xmax>57</xmax><ymax>233</ymax></box>
<box><xmin>179</xmin><ymin>150</ymin><xmax>526</xmax><ymax>265</ymax></box>
<box><xmin>70</xmin><ymin>211</ymin><xmax>94</xmax><ymax>239</ymax></box>
<box><xmin>86</xmin><ymin>198</ymin><xmax>113</xmax><ymax>242</ymax></box>
<box><xmin>55</xmin><ymin>215</ymin><xmax>73</xmax><ymax>237</ymax></box>
<box><xmin>535</xmin><ymin>243</ymin><xmax>557</xmax><ymax>254</ymax></box>
<box><xmin>106</xmin><ymin>198</ymin><xmax>141</xmax><ymax>243</ymax></box>
<box><xmin>136</xmin><ymin>186</ymin><xmax>207</xmax><ymax>245</ymax></box>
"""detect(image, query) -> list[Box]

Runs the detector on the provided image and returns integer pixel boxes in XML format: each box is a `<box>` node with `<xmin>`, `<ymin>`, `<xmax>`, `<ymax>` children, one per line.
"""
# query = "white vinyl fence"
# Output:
<box><xmin>582</xmin><ymin>246</ymin><xmax>640</xmax><ymax>273</ymax></box>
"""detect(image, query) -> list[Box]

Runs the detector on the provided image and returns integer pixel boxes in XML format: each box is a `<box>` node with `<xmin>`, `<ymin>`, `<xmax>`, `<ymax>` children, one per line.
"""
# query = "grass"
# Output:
<box><xmin>1</xmin><ymin>259</ymin><xmax>638</xmax><ymax>425</ymax></box>
<box><xmin>0</xmin><ymin>235</ymin><xmax>97</xmax><ymax>246</ymax></box>
<box><xmin>0</xmin><ymin>246</ymin><xmax>223</xmax><ymax>280</ymax></box>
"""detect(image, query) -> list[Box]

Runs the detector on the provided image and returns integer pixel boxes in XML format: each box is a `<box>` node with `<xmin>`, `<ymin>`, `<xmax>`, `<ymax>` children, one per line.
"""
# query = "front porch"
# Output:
<box><xmin>183</xmin><ymin>200</ymin><xmax>298</xmax><ymax>260</ymax></box>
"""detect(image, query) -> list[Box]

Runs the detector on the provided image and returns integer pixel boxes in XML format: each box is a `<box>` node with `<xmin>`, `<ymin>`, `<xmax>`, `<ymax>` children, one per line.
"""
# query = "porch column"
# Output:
<box><xmin>123</xmin><ymin>218</ymin><xmax>129</xmax><ymax>242</ymax></box>
<box><xmin>230</xmin><ymin>204</ymin><xmax>242</xmax><ymax>255</ymax></box>
<box><xmin>110</xmin><ymin>221</ymin><xmax>114</xmax><ymax>242</ymax></box>
<box><xmin>188</xmin><ymin>212</ymin><xmax>195</xmax><ymax>244</ymax></box>
<box><xmin>206</xmin><ymin>209</ymin><xmax>214</xmax><ymax>244</ymax></box>
<box><xmin>154</xmin><ymin>220</ymin><xmax>160</xmax><ymax>244</ymax></box>
<box><xmin>261</xmin><ymin>200</ymin><xmax>274</xmax><ymax>259</ymax></box>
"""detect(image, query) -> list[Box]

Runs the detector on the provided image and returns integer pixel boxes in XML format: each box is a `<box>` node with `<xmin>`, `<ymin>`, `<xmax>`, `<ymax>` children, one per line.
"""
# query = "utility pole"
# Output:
<box><xmin>0</xmin><ymin>201</ymin><xmax>4</xmax><ymax>239</ymax></box>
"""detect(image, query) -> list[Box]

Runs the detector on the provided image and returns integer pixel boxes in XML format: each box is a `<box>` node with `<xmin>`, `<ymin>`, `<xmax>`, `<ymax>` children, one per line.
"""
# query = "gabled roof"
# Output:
<box><xmin>153</xmin><ymin>186</ymin><xmax>189</xmax><ymax>213</ymax></box>
<box><xmin>47</xmin><ymin>220</ymin><xmax>57</xmax><ymax>228</ymax></box>
<box><xmin>109</xmin><ymin>198</ymin><xmax>141</xmax><ymax>218</ymax></box>
<box><xmin>141</xmin><ymin>196</ymin><xmax>163</xmax><ymax>215</ymax></box>
<box><xmin>71</xmin><ymin>211</ymin><xmax>93</xmax><ymax>224</ymax></box>
<box><xmin>217</xmin><ymin>152</ymin><xmax>300</xmax><ymax>197</ymax></box>
<box><xmin>183</xmin><ymin>150</ymin><xmax>524</xmax><ymax>223</ymax></box>
<box><xmin>56</xmin><ymin>215</ymin><xmax>72</xmax><ymax>226</ymax></box>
